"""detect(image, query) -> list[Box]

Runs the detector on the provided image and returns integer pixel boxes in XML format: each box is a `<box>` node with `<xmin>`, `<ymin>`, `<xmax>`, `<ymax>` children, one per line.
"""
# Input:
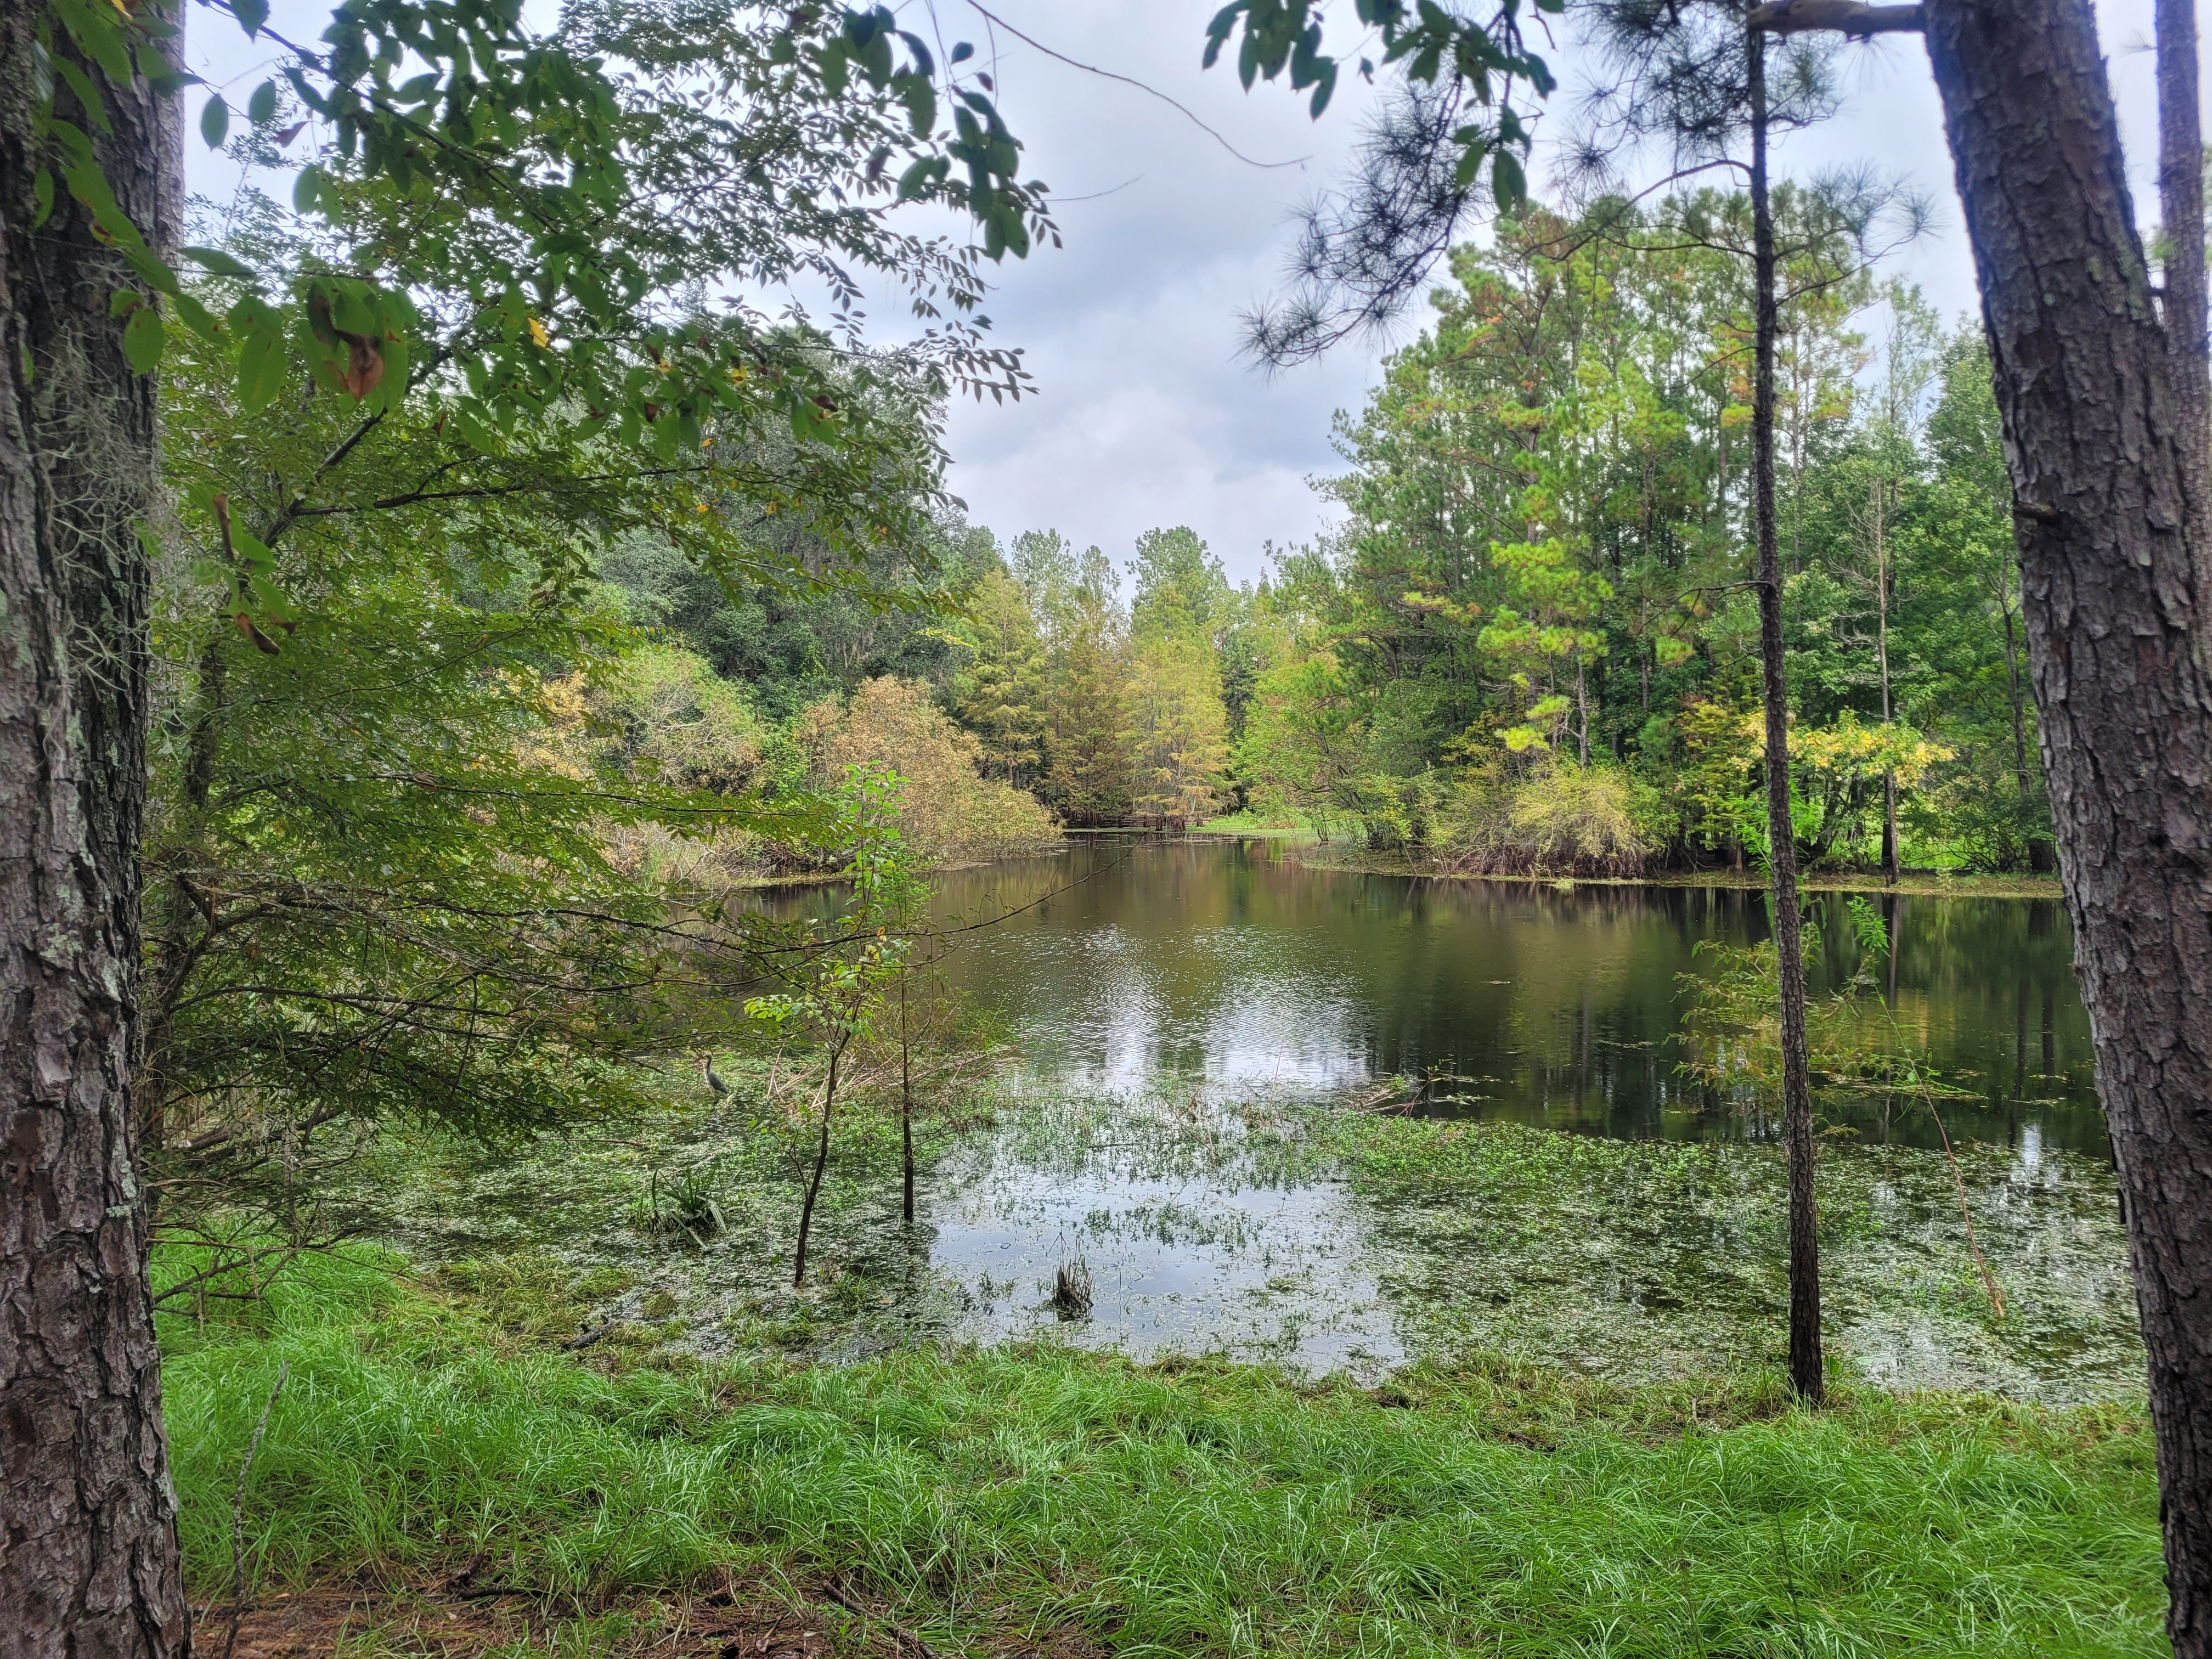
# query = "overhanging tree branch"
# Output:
<box><xmin>1745</xmin><ymin>2</ymin><xmax>1924</xmax><ymax>36</ymax></box>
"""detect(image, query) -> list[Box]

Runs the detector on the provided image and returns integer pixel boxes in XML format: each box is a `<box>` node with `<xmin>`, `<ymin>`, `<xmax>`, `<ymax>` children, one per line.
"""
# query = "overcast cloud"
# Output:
<box><xmin>182</xmin><ymin>2</ymin><xmax>2192</xmax><ymax>586</ymax></box>
<box><xmin>924</xmin><ymin>1</ymin><xmax>2185</xmax><ymax>585</ymax></box>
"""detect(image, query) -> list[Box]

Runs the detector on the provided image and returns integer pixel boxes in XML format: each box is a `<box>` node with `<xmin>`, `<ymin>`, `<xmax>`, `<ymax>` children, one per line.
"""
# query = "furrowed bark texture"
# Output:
<box><xmin>1747</xmin><ymin>34</ymin><xmax>1823</xmax><ymax>1406</ymax></box>
<box><xmin>2156</xmin><ymin>0</ymin><xmax>2211</xmax><ymax>631</ymax></box>
<box><xmin>1922</xmin><ymin>1</ymin><xmax>2212</xmax><ymax>1646</ymax></box>
<box><xmin>0</xmin><ymin>5</ymin><xmax>188</xmax><ymax>1656</ymax></box>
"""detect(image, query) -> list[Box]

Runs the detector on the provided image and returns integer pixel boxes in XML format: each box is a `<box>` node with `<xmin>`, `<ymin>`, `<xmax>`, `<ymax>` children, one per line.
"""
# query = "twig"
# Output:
<box><xmin>959</xmin><ymin>2</ymin><xmax>1305</xmax><ymax>171</ymax></box>
<box><xmin>1919</xmin><ymin>1081</ymin><xmax>2007</xmax><ymax>1320</ymax></box>
<box><xmin>222</xmin><ymin>1360</ymin><xmax>289</xmax><ymax>1659</ymax></box>
<box><xmin>823</xmin><ymin>1579</ymin><xmax>940</xmax><ymax>1658</ymax></box>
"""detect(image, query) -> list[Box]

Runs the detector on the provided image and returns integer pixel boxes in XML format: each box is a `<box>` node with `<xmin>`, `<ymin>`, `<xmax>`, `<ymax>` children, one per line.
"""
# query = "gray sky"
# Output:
<box><xmin>927</xmin><ymin>1</ymin><xmax>2182</xmax><ymax>584</ymax></box>
<box><xmin>182</xmin><ymin>2</ymin><xmax>2188</xmax><ymax>586</ymax></box>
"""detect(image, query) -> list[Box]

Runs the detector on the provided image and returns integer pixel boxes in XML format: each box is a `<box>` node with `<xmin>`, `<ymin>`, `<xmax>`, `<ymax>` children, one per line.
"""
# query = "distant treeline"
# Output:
<box><xmin>613</xmin><ymin>196</ymin><xmax>2050</xmax><ymax>877</ymax></box>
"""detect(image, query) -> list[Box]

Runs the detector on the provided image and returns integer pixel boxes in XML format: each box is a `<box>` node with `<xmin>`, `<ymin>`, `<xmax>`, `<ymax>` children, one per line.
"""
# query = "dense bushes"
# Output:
<box><xmin>798</xmin><ymin>677</ymin><xmax>1059</xmax><ymax>862</ymax></box>
<box><xmin>1437</xmin><ymin>764</ymin><xmax>1670</xmax><ymax>878</ymax></box>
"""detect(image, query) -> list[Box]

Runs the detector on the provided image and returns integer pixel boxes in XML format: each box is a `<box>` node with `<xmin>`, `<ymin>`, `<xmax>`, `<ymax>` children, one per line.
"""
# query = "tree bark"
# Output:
<box><xmin>1</xmin><ymin>3</ymin><xmax>191</xmax><ymax>1655</ymax></box>
<box><xmin>899</xmin><ymin>980</ymin><xmax>915</xmax><ymax>1226</ymax></box>
<box><xmin>1919</xmin><ymin>1</ymin><xmax>2212</xmax><ymax>1647</ymax></box>
<box><xmin>1747</xmin><ymin>31</ymin><xmax>1824</xmax><ymax>1406</ymax></box>
<box><xmin>2157</xmin><ymin>0</ymin><xmax>2212</xmax><ymax>642</ymax></box>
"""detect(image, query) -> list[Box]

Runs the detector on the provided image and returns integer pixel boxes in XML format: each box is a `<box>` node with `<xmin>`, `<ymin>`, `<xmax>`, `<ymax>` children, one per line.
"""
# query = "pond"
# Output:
<box><xmin>896</xmin><ymin>837</ymin><xmax>2107</xmax><ymax>1158</ymax></box>
<box><xmin>371</xmin><ymin>838</ymin><xmax>2139</xmax><ymax>1405</ymax></box>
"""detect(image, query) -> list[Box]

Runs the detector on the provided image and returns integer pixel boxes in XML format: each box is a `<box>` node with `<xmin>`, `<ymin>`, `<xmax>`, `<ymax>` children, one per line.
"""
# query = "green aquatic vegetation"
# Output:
<box><xmin>326</xmin><ymin>1073</ymin><xmax>2137</xmax><ymax>1397</ymax></box>
<box><xmin>323</xmin><ymin>1052</ymin><xmax>1028</xmax><ymax>1364</ymax></box>
<box><xmin>1271</xmin><ymin>1114</ymin><xmax>2141</xmax><ymax>1401</ymax></box>
<box><xmin>627</xmin><ymin>1160</ymin><xmax>731</xmax><ymax>1242</ymax></box>
<box><xmin>158</xmin><ymin>1249</ymin><xmax>2162</xmax><ymax>1657</ymax></box>
<box><xmin>1680</xmin><ymin>926</ymin><xmax>1969</xmax><ymax>1104</ymax></box>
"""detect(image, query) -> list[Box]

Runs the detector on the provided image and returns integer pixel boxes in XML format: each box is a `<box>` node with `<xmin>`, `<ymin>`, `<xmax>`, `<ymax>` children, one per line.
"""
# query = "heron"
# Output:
<box><xmin>701</xmin><ymin>1053</ymin><xmax>729</xmax><ymax>1097</ymax></box>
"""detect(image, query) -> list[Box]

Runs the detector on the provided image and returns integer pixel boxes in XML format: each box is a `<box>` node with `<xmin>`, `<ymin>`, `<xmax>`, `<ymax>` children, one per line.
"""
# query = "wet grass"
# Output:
<box><xmin>159</xmin><ymin>1244</ymin><xmax>2160</xmax><ymax>1657</ymax></box>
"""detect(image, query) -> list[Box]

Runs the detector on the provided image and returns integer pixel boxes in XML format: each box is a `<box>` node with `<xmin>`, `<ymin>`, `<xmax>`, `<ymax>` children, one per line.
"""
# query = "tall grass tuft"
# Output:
<box><xmin>157</xmin><ymin>1245</ymin><xmax>2163</xmax><ymax>1656</ymax></box>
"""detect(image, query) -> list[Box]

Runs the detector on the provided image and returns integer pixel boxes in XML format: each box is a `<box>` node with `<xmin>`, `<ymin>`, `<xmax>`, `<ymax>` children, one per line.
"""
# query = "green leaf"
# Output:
<box><xmin>857</xmin><ymin>29</ymin><xmax>893</xmax><ymax>88</ymax></box>
<box><xmin>183</xmin><ymin>245</ymin><xmax>257</xmax><ymax>279</ymax></box>
<box><xmin>233</xmin><ymin>0</ymin><xmax>269</xmax><ymax>35</ymax></box>
<box><xmin>249</xmin><ymin>81</ymin><xmax>278</xmax><ymax>125</ymax></box>
<box><xmin>51</xmin><ymin>0</ymin><xmax>134</xmax><ymax>86</ymax></box>
<box><xmin>820</xmin><ymin>38</ymin><xmax>848</xmax><ymax>97</ymax></box>
<box><xmin>135</xmin><ymin>41</ymin><xmax>193</xmax><ymax>94</ymax></box>
<box><xmin>54</xmin><ymin>59</ymin><xmax>110</xmax><ymax>132</ymax></box>
<box><xmin>1491</xmin><ymin>148</ymin><xmax>1526</xmax><ymax>210</ymax></box>
<box><xmin>110</xmin><ymin>289</ymin><xmax>144</xmax><ymax>319</ymax></box>
<box><xmin>902</xmin><ymin>77</ymin><xmax>935</xmax><ymax>140</ymax></box>
<box><xmin>171</xmin><ymin>290</ymin><xmax>223</xmax><ymax>342</ymax></box>
<box><xmin>32</xmin><ymin>170</ymin><xmax>53</xmax><ymax>227</ymax></box>
<box><xmin>243</xmin><ymin>570</ymin><xmax>297</xmax><ymax>622</ymax></box>
<box><xmin>895</xmin><ymin>157</ymin><xmax>935</xmax><ymax>202</ymax></box>
<box><xmin>1309</xmin><ymin>60</ymin><xmax>1336</xmax><ymax>119</ymax></box>
<box><xmin>235</xmin><ymin>326</ymin><xmax>289</xmax><ymax>411</ymax></box>
<box><xmin>45</xmin><ymin>120</ymin><xmax>94</xmax><ymax>169</ymax></box>
<box><xmin>117</xmin><ymin>243</ymin><xmax>178</xmax><ymax>295</ymax></box>
<box><xmin>229</xmin><ymin>523</ymin><xmax>273</xmax><ymax>566</ymax></box>
<box><xmin>201</xmin><ymin>96</ymin><xmax>229</xmax><ymax>148</ymax></box>
<box><xmin>294</xmin><ymin>165</ymin><xmax>325</xmax><ymax>215</ymax></box>
<box><xmin>121</xmin><ymin>305</ymin><xmax>166</xmax><ymax>374</ymax></box>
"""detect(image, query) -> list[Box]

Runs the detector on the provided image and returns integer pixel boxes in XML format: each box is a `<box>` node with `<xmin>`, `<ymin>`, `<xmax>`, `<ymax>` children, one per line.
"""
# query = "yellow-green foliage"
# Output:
<box><xmin>800</xmin><ymin>676</ymin><xmax>1058</xmax><ymax>862</ymax></box>
<box><xmin>952</xmin><ymin>566</ymin><xmax>1049</xmax><ymax>783</ymax></box>
<box><xmin>588</xmin><ymin>647</ymin><xmax>770</xmax><ymax>793</ymax></box>
<box><xmin>1439</xmin><ymin>761</ymin><xmax>1670</xmax><ymax>876</ymax></box>
<box><xmin>540</xmin><ymin>645</ymin><xmax>780</xmax><ymax>886</ymax></box>
<box><xmin>1126</xmin><ymin>634</ymin><xmax>1231</xmax><ymax>828</ymax></box>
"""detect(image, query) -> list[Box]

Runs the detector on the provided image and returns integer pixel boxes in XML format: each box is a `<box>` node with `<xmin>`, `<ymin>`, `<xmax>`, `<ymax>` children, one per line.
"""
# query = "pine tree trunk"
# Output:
<box><xmin>1920</xmin><ymin>0</ymin><xmax>2212</xmax><ymax>1645</ymax></box>
<box><xmin>0</xmin><ymin>4</ymin><xmax>190</xmax><ymax>1655</ymax></box>
<box><xmin>1747</xmin><ymin>31</ymin><xmax>1824</xmax><ymax>1405</ymax></box>
<box><xmin>2157</xmin><ymin>0</ymin><xmax>2212</xmax><ymax>635</ymax></box>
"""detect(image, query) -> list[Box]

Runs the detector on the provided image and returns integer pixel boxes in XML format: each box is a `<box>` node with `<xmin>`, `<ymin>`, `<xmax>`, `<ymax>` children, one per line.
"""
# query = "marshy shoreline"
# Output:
<box><xmin>165</xmin><ymin>1065</ymin><xmax>2160</xmax><ymax>1656</ymax></box>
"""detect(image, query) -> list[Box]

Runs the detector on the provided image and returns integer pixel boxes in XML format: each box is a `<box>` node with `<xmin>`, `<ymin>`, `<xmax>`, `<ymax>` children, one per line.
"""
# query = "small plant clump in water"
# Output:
<box><xmin>1051</xmin><ymin>1257</ymin><xmax>1095</xmax><ymax>1319</ymax></box>
<box><xmin>629</xmin><ymin>1163</ymin><xmax>726</xmax><ymax>1244</ymax></box>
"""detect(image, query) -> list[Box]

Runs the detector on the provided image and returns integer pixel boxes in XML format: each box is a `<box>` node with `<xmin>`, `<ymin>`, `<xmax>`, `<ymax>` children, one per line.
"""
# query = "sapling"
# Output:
<box><xmin>747</xmin><ymin>766</ymin><xmax>924</xmax><ymax>1285</ymax></box>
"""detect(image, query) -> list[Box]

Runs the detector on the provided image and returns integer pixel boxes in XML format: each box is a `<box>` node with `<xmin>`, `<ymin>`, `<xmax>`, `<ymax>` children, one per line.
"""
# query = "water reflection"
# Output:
<box><xmin>761</xmin><ymin>837</ymin><xmax>2106</xmax><ymax>1156</ymax></box>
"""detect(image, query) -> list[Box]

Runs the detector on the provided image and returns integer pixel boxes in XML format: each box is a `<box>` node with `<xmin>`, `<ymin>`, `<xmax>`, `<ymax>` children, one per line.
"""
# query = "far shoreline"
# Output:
<box><xmin>1150</xmin><ymin>823</ymin><xmax>2069</xmax><ymax>901</ymax></box>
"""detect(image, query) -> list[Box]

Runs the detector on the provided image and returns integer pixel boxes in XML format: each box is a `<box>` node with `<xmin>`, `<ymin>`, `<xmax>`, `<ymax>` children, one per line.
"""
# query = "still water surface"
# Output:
<box><xmin>706</xmin><ymin>838</ymin><xmax>2134</xmax><ymax>1398</ymax></box>
<box><xmin>388</xmin><ymin>839</ymin><xmax>2135</xmax><ymax>1402</ymax></box>
<box><xmin>825</xmin><ymin>836</ymin><xmax>2106</xmax><ymax>1156</ymax></box>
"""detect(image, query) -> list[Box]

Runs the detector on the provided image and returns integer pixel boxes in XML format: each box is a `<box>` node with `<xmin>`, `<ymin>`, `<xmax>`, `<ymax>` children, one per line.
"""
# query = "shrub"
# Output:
<box><xmin>1438</xmin><ymin>762</ymin><xmax>1664</xmax><ymax>877</ymax></box>
<box><xmin>798</xmin><ymin>677</ymin><xmax>1058</xmax><ymax>864</ymax></box>
<box><xmin>543</xmin><ymin>646</ymin><xmax>782</xmax><ymax>885</ymax></box>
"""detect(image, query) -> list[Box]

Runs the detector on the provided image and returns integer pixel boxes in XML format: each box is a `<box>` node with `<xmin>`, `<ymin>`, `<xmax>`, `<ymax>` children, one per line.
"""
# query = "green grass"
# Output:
<box><xmin>159</xmin><ymin>1244</ymin><xmax>2163</xmax><ymax>1657</ymax></box>
<box><xmin>1191</xmin><ymin>812</ymin><xmax>1318</xmax><ymax>839</ymax></box>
